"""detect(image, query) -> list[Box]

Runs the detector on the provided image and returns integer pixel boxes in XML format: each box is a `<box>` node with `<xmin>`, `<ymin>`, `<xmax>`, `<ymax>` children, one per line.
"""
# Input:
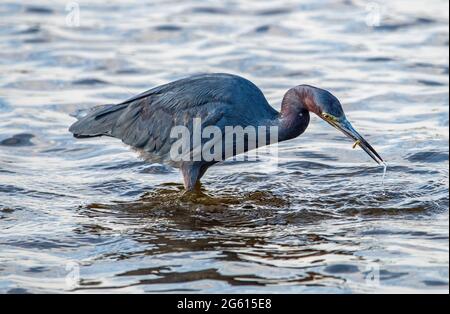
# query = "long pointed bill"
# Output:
<box><xmin>324</xmin><ymin>117</ymin><xmax>384</xmax><ymax>165</ymax></box>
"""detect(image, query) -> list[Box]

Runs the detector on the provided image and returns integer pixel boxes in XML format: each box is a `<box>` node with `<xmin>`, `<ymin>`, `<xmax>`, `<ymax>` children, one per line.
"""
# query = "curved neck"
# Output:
<box><xmin>276</xmin><ymin>88</ymin><xmax>311</xmax><ymax>142</ymax></box>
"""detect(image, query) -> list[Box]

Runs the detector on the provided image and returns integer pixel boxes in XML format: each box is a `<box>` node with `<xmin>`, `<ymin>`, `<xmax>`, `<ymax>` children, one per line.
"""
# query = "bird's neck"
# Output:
<box><xmin>276</xmin><ymin>94</ymin><xmax>310</xmax><ymax>142</ymax></box>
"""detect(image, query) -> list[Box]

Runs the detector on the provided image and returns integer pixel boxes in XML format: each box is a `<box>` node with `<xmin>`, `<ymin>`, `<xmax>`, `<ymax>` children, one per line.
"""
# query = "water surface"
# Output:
<box><xmin>0</xmin><ymin>0</ymin><xmax>448</xmax><ymax>293</ymax></box>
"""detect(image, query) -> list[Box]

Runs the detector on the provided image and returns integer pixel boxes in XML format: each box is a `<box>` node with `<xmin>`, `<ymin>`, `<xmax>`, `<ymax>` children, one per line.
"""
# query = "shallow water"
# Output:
<box><xmin>0</xmin><ymin>0</ymin><xmax>448</xmax><ymax>293</ymax></box>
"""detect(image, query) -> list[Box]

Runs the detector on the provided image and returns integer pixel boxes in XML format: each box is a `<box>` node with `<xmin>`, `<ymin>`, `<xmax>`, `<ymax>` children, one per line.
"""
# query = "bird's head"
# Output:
<box><xmin>288</xmin><ymin>85</ymin><xmax>384</xmax><ymax>165</ymax></box>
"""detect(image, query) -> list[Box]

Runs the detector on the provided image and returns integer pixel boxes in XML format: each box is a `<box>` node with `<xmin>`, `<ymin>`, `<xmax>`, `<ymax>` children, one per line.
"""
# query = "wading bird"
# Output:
<box><xmin>69</xmin><ymin>73</ymin><xmax>383</xmax><ymax>191</ymax></box>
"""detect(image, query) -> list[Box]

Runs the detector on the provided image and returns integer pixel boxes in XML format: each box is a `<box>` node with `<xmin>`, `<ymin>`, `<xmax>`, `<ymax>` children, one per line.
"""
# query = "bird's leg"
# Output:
<box><xmin>181</xmin><ymin>163</ymin><xmax>202</xmax><ymax>192</ymax></box>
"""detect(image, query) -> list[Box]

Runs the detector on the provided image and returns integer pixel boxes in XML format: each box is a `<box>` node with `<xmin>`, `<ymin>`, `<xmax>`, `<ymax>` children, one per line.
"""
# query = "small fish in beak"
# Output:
<box><xmin>321</xmin><ymin>113</ymin><xmax>384</xmax><ymax>165</ymax></box>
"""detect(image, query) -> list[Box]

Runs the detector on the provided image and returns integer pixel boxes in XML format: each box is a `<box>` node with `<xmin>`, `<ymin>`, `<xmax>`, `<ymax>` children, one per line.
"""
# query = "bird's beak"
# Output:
<box><xmin>321</xmin><ymin>113</ymin><xmax>384</xmax><ymax>165</ymax></box>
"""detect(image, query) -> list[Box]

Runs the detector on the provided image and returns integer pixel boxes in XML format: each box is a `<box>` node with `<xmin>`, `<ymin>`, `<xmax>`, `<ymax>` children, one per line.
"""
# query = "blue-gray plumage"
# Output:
<box><xmin>69</xmin><ymin>73</ymin><xmax>383</xmax><ymax>191</ymax></box>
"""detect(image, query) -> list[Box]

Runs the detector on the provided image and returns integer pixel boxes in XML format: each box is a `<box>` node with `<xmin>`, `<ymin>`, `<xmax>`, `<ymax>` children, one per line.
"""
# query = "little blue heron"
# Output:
<box><xmin>69</xmin><ymin>73</ymin><xmax>383</xmax><ymax>191</ymax></box>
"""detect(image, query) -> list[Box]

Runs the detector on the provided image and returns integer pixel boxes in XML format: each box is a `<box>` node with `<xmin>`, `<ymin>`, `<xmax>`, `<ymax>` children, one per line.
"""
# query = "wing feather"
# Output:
<box><xmin>69</xmin><ymin>73</ymin><xmax>278</xmax><ymax>165</ymax></box>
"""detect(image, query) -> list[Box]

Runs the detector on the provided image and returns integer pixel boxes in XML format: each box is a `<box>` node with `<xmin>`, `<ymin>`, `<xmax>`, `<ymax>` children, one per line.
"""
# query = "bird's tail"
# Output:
<box><xmin>69</xmin><ymin>103</ymin><xmax>128</xmax><ymax>138</ymax></box>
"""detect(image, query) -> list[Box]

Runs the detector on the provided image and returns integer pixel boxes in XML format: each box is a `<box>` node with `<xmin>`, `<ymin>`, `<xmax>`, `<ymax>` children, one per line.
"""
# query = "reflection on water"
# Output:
<box><xmin>0</xmin><ymin>0</ymin><xmax>449</xmax><ymax>293</ymax></box>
